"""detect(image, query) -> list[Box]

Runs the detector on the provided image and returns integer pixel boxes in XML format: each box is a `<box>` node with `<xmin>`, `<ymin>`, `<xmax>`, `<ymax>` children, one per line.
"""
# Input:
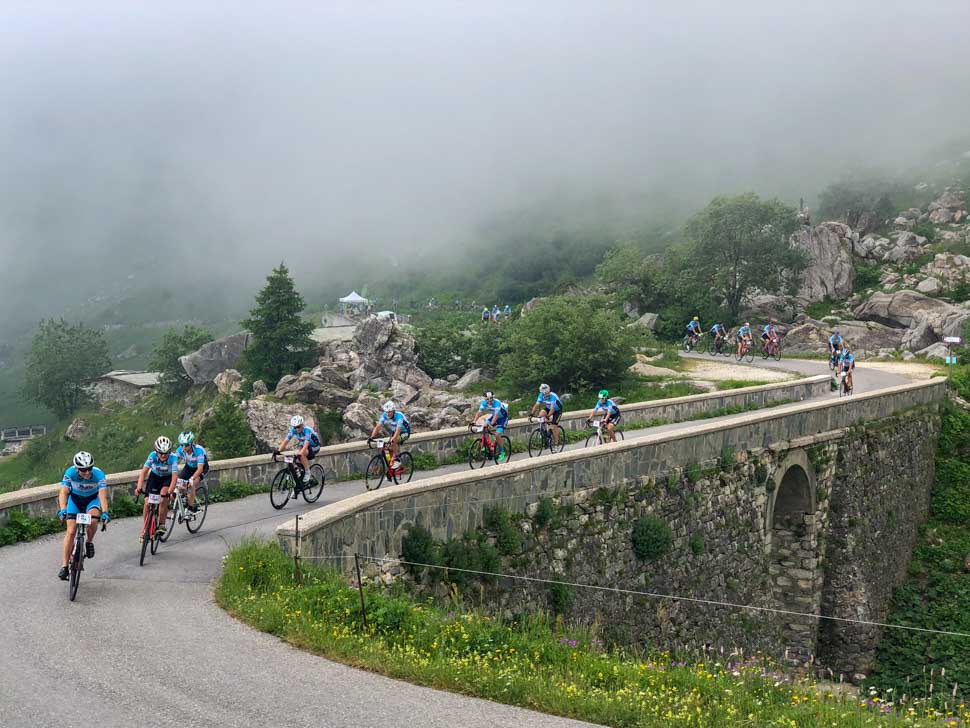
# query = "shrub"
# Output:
<box><xmin>484</xmin><ymin>506</ymin><xmax>523</xmax><ymax>555</ymax></box>
<box><xmin>401</xmin><ymin>524</ymin><xmax>439</xmax><ymax>576</ymax></box>
<box><xmin>532</xmin><ymin>498</ymin><xmax>557</xmax><ymax>531</ymax></box>
<box><xmin>631</xmin><ymin>516</ymin><xmax>673</xmax><ymax>562</ymax></box>
<box><xmin>689</xmin><ymin>534</ymin><xmax>705</xmax><ymax>555</ymax></box>
<box><xmin>549</xmin><ymin>582</ymin><xmax>574</xmax><ymax>615</ymax></box>
<box><xmin>853</xmin><ymin>263</ymin><xmax>882</xmax><ymax>292</ymax></box>
<box><xmin>199</xmin><ymin>396</ymin><xmax>254</xmax><ymax>459</ymax></box>
<box><xmin>0</xmin><ymin>510</ymin><xmax>61</xmax><ymax>546</ymax></box>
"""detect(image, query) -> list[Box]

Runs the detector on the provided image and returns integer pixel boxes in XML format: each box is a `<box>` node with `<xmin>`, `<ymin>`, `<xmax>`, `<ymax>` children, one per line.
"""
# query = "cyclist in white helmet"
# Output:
<box><xmin>175</xmin><ymin>431</ymin><xmax>208</xmax><ymax>512</ymax></box>
<box><xmin>370</xmin><ymin>401</ymin><xmax>411</xmax><ymax>469</ymax></box>
<box><xmin>274</xmin><ymin>415</ymin><xmax>322</xmax><ymax>488</ymax></box>
<box><xmin>134</xmin><ymin>435</ymin><xmax>178</xmax><ymax>539</ymax></box>
<box><xmin>56</xmin><ymin>451</ymin><xmax>110</xmax><ymax>580</ymax></box>
<box><xmin>531</xmin><ymin>383</ymin><xmax>564</xmax><ymax>447</ymax></box>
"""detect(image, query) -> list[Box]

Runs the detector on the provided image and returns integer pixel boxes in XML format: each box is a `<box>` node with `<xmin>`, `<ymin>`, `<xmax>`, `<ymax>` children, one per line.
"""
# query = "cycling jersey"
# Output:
<box><xmin>736</xmin><ymin>326</ymin><xmax>751</xmax><ymax>340</ymax></box>
<box><xmin>593</xmin><ymin>399</ymin><xmax>620</xmax><ymax>418</ymax></box>
<box><xmin>840</xmin><ymin>352</ymin><xmax>855</xmax><ymax>370</ymax></box>
<box><xmin>762</xmin><ymin>324</ymin><xmax>774</xmax><ymax>336</ymax></box>
<box><xmin>287</xmin><ymin>426</ymin><xmax>320</xmax><ymax>449</ymax></box>
<box><xmin>177</xmin><ymin>444</ymin><xmax>208</xmax><ymax>469</ymax></box>
<box><xmin>685</xmin><ymin>321</ymin><xmax>701</xmax><ymax>335</ymax></box>
<box><xmin>710</xmin><ymin>324</ymin><xmax>726</xmax><ymax>337</ymax></box>
<box><xmin>61</xmin><ymin>466</ymin><xmax>107</xmax><ymax>499</ymax></box>
<box><xmin>144</xmin><ymin>451</ymin><xmax>179</xmax><ymax>477</ymax></box>
<box><xmin>829</xmin><ymin>334</ymin><xmax>843</xmax><ymax>347</ymax></box>
<box><xmin>536</xmin><ymin>392</ymin><xmax>563</xmax><ymax>412</ymax></box>
<box><xmin>478</xmin><ymin>398</ymin><xmax>508</xmax><ymax>419</ymax></box>
<box><xmin>378</xmin><ymin>411</ymin><xmax>411</xmax><ymax>434</ymax></box>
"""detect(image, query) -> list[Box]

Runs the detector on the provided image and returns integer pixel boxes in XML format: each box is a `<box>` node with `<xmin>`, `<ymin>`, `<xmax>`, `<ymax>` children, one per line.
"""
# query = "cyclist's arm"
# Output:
<box><xmin>370</xmin><ymin>423</ymin><xmax>382</xmax><ymax>439</ymax></box>
<box><xmin>165</xmin><ymin>471</ymin><xmax>177</xmax><ymax>495</ymax></box>
<box><xmin>192</xmin><ymin>461</ymin><xmax>205</xmax><ymax>482</ymax></box>
<box><xmin>98</xmin><ymin>483</ymin><xmax>109</xmax><ymax>514</ymax></box>
<box><xmin>58</xmin><ymin>484</ymin><xmax>69</xmax><ymax>511</ymax></box>
<box><xmin>392</xmin><ymin>424</ymin><xmax>403</xmax><ymax>441</ymax></box>
<box><xmin>135</xmin><ymin>466</ymin><xmax>150</xmax><ymax>494</ymax></box>
<box><xmin>276</xmin><ymin>436</ymin><xmax>293</xmax><ymax>452</ymax></box>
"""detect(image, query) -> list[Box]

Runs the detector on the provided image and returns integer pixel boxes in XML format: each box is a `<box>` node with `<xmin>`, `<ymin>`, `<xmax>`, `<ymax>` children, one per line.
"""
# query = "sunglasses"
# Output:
<box><xmin>78</xmin><ymin>467</ymin><xmax>92</xmax><ymax>474</ymax></box>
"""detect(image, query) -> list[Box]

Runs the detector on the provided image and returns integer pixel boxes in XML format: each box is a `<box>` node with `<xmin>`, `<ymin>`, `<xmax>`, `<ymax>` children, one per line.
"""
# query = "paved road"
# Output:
<box><xmin>0</xmin><ymin>357</ymin><xmax>908</xmax><ymax>728</ymax></box>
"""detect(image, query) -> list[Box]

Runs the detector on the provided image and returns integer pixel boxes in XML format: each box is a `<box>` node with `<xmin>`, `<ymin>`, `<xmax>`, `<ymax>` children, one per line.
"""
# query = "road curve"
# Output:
<box><xmin>0</xmin><ymin>357</ymin><xmax>910</xmax><ymax>728</ymax></box>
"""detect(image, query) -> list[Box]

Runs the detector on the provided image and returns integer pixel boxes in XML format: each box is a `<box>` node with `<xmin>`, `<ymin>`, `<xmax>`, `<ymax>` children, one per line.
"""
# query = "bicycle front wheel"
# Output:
<box><xmin>270</xmin><ymin>468</ymin><xmax>293</xmax><ymax>510</ymax></box>
<box><xmin>772</xmin><ymin>344</ymin><xmax>782</xmax><ymax>362</ymax></box>
<box><xmin>585</xmin><ymin>432</ymin><xmax>602</xmax><ymax>448</ymax></box>
<box><xmin>744</xmin><ymin>346</ymin><xmax>755</xmax><ymax>363</ymax></box>
<box><xmin>468</xmin><ymin>438</ymin><xmax>488</xmax><ymax>469</ymax></box>
<box><xmin>394</xmin><ymin>452</ymin><xmax>414</xmax><ymax>484</ymax></box>
<box><xmin>186</xmin><ymin>486</ymin><xmax>209</xmax><ymax>533</ymax></box>
<box><xmin>302</xmin><ymin>464</ymin><xmax>325</xmax><ymax>503</ymax></box>
<box><xmin>365</xmin><ymin>454</ymin><xmax>386</xmax><ymax>491</ymax></box>
<box><xmin>495</xmin><ymin>435</ymin><xmax>512</xmax><ymax>464</ymax></box>
<box><xmin>550</xmin><ymin>427</ymin><xmax>566</xmax><ymax>454</ymax></box>
<box><xmin>696</xmin><ymin>337</ymin><xmax>708</xmax><ymax>355</ymax></box>
<box><xmin>528</xmin><ymin>429</ymin><xmax>544</xmax><ymax>458</ymax></box>
<box><xmin>709</xmin><ymin>340</ymin><xmax>719</xmax><ymax>357</ymax></box>
<box><xmin>150</xmin><ymin>512</ymin><xmax>161</xmax><ymax>555</ymax></box>
<box><xmin>139</xmin><ymin>519</ymin><xmax>150</xmax><ymax>566</ymax></box>
<box><xmin>69</xmin><ymin>537</ymin><xmax>83</xmax><ymax>601</ymax></box>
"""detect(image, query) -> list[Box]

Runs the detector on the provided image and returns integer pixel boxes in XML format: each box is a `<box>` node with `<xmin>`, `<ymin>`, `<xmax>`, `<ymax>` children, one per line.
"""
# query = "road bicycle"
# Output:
<box><xmin>161</xmin><ymin>478</ymin><xmax>209</xmax><ymax>538</ymax></box>
<box><xmin>365</xmin><ymin>438</ymin><xmax>414</xmax><ymax>491</ymax></box>
<box><xmin>683</xmin><ymin>331</ymin><xmax>702</xmax><ymax>352</ymax></box>
<box><xmin>838</xmin><ymin>370</ymin><xmax>854</xmax><ymax>397</ymax></box>
<box><xmin>584</xmin><ymin>417</ymin><xmax>625</xmax><ymax>447</ymax></box>
<box><xmin>828</xmin><ymin>350</ymin><xmax>840</xmax><ymax>371</ymax></box>
<box><xmin>707</xmin><ymin>334</ymin><xmax>729</xmax><ymax>357</ymax></box>
<box><xmin>270</xmin><ymin>453</ymin><xmax>325</xmax><ymax>510</ymax></box>
<box><xmin>761</xmin><ymin>336</ymin><xmax>782</xmax><ymax>361</ymax></box>
<box><xmin>466</xmin><ymin>422</ymin><xmax>512</xmax><ymax>468</ymax></box>
<box><xmin>528</xmin><ymin>416</ymin><xmax>566</xmax><ymax>457</ymax></box>
<box><xmin>66</xmin><ymin>512</ymin><xmax>106</xmax><ymax>602</ymax></box>
<box><xmin>138</xmin><ymin>492</ymin><xmax>164</xmax><ymax>566</ymax></box>
<box><xmin>735</xmin><ymin>339</ymin><xmax>755</xmax><ymax>363</ymax></box>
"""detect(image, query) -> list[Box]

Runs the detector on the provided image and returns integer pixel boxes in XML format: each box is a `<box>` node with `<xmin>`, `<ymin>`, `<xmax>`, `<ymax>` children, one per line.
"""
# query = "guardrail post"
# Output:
<box><xmin>354</xmin><ymin>552</ymin><xmax>369</xmax><ymax>632</ymax></box>
<box><xmin>293</xmin><ymin>514</ymin><xmax>303</xmax><ymax>586</ymax></box>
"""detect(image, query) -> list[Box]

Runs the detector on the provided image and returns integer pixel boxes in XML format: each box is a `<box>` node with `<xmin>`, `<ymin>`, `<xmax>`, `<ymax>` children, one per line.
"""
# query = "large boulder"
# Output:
<box><xmin>214</xmin><ymin>368</ymin><xmax>243</xmax><ymax>396</ymax></box>
<box><xmin>929</xmin><ymin>190</ymin><xmax>965</xmax><ymax>211</ymax></box>
<box><xmin>856</xmin><ymin>235</ymin><xmax>893</xmax><ymax>261</ymax></box>
<box><xmin>274</xmin><ymin>371</ymin><xmax>355</xmax><ymax>410</ymax></box>
<box><xmin>179</xmin><ymin>332</ymin><xmax>251</xmax><ymax>384</ymax></box>
<box><xmin>630</xmin><ymin>312</ymin><xmax>659</xmax><ymax>331</ymax></box>
<box><xmin>65</xmin><ymin>418</ymin><xmax>89</xmax><ymax>441</ymax></box>
<box><xmin>241</xmin><ymin>400</ymin><xmax>316</xmax><ymax>453</ymax></box>
<box><xmin>342</xmin><ymin>402</ymin><xmax>378</xmax><ymax>440</ymax></box>
<box><xmin>452</xmin><ymin>368</ymin><xmax>484</xmax><ymax>389</ymax></box>
<box><xmin>917</xmin><ymin>342</ymin><xmax>950</xmax><ymax>360</ymax></box>
<box><xmin>792</xmin><ymin>222</ymin><xmax>856</xmax><ymax>304</ymax></box>
<box><xmin>352</xmin><ymin>316</ymin><xmax>395</xmax><ymax>356</ymax></box>
<box><xmin>853</xmin><ymin>290</ymin><xmax>968</xmax><ymax>334</ymax></box>
<box><xmin>882</xmin><ymin>232</ymin><xmax>929</xmax><ymax>264</ymax></box>
<box><xmin>916</xmin><ymin>277</ymin><xmax>943</xmax><ymax>296</ymax></box>
<box><xmin>783</xmin><ymin>317</ymin><xmax>903</xmax><ymax>355</ymax></box>
<box><xmin>901</xmin><ymin>315</ymin><xmax>937</xmax><ymax>352</ymax></box>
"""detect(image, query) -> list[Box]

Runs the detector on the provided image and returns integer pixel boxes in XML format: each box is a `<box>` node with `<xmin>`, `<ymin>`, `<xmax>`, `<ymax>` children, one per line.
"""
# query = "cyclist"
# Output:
<box><xmin>586</xmin><ymin>390</ymin><xmax>621</xmax><ymax>443</ymax></box>
<box><xmin>503</xmin><ymin>304</ymin><xmax>511</xmax><ymax>320</ymax></box>
<box><xmin>531</xmin><ymin>383</ymin><xmax>564</xmax><ymax>447</ymax></box>
<box><xmin>370</xmin><ymin>401</ymin><xmax>411</xmax><ymax>469</ymax></box>
<box><xmin>134</xmin><ymin>436</ymin><xmax>178</xmax><ymax>540</ymax></box>
<box><xmin>839</xmin><ymin>345</ymin><xmax>856</xmax><ymax>392</ymax></box>
<box><xmin>828</xmin><ymin>330</ymin><xmax>844</xmax><ymax>368</ymax></box>
<box><xmin>472</xmin><ymin>390</ymin><xmax>509</xmax><ymax>462</ymax></box>
<box><xmin>56</xmin><ymin>451</ymin><xmax>110</xmax><ymax>580</ymax></box>
<box><xmin>491</xmin><ymin>304</ymin><xmax>500</xmax><ymax>324</ymax></box>
<box><xmin>273</xmin><ymin>415</ymin><xmax>321</xmax><ymax>487</ymax></box>
<box><xmin>736</xmin><ymin>322</ymin><xmax>753</xmax><ymax>357</ymax></box>
<box><xmin>685</xmin><ymin>316</ymin><xmax>702</xmax><ymax>348</ymax></box>
<box><xmin>481</xmin><ymin>306</ymin><xmax>489</xmax><ymax>323</ymax></box>
<box><xmin>175</xmin><ymin>431</ymin><xmax>208</xmax><ymax>512</ymax></box>
<box><xmin>761</xmin><ymin>320</ymin><xmax>779</xmax><ymax>354</ymax></box>
<box><xmin>709</xmin><ymin>321</ymin><xmax>727</xmax><ymax>350</ymax></box>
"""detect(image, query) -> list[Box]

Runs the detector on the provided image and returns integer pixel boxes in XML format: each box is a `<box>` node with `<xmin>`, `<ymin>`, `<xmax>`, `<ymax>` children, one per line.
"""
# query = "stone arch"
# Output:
<box><xmin>766</xmin><ymin>450</ymin><xmax>820</xmax><ymax>667</ymax></box>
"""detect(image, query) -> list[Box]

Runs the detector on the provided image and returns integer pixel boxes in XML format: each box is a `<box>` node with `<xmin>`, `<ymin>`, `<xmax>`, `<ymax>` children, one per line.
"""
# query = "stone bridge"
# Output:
<box><xmin>281</xmin><ymin>378</ymin><xmax>944</xmax><ymax>679</ymax></box>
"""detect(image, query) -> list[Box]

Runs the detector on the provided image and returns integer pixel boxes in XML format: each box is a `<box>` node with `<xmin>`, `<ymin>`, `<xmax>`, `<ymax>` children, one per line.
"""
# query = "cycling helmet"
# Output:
<box><xmin>73</xmin><ymin>451</ymin><xmax>94</xmax><ymax>469</ymax></box>
<box><xmin>178</xmin><ymin>431</ymin><xmax>195</xmax><ymax>446</ymax></box>
<box><xmin>539</xmin><ymin>383</ymin><xmax>550</xmax><ymax>394</ymax></box>
<box><xmin>154</xmin><ymin>436</ymin><xmax>172</xmax><ymax>454</ymax></box>
<box><xmin>598</xmin><ymin>389</ymin><xmax>609</xmax><ymax>399</ymax></box>
<box><xmin>483</xmin><ymin>390</ymin><xmax>494</xmax><ymax>399</ymax></box>
<box><xmin>693</xmin><ymin>316</ymin><xmax>699</xmax><ymax>321</ymax></box>
<box><xmin>745</xmin><ymin>322</ymin><xmax>750</xmax><ymax>327</ymax></box>
<box><xmin>382</xmin><ymin>401</ymin><xmax>396</xmax><ymax>412</ymax></box>
<box><xmin>290</xmin><ymin>415</ymin><xmax>304</xmax><ymax>428</ymax></box>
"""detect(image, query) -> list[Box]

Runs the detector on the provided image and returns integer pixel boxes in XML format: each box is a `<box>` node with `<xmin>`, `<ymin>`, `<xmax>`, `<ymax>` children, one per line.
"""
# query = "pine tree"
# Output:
<box><xmin>240</xmin><ymin>262</ymin><xmax>314</xmax><ymax>388</ymax></box>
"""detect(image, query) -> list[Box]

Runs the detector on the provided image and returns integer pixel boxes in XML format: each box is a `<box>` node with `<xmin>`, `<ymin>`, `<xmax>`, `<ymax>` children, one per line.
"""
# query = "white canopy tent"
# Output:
<box><xmin>338</xmin><ymin>290</ymin><xmax>370</xmax><ymax>313</ymax></box>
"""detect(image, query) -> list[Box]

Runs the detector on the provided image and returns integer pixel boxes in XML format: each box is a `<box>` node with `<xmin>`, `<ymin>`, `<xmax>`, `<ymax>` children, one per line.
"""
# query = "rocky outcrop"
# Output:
<box><xmin>792</xmin><ymin>222</ymin><xmax>856</xmax><ymax>304</ymax></box>
<box><xmin>342</xmin><ymin>402</ymin><xmax>378</xmax><ymax>440</ymax></box>
<box><xmin>452</xmin><ymin>368</ymin><xmax>484</xmax><ymax>390</ymax></box>
<box><xmin>856</xmin><ymin>232</ymin><xmax>929</xmax><ymax>264</ymax></box>
<box><xmin>252</xmin><ymin>380</ymin><xmax>268</xmax><ymax>397</ymax></box>
<box><xmin>853</xmin><ymin>290</ymin><xmax>968</xmax><ymax>335</ymax></box>
<box><xmin>179</xmin><ymin>332</ymin><xmax>251</xmax><ymax>384</ymax></box>
<box><xmin>241</xmin><ymin>400</ymin><xmax>316</xmax><ymax>453</ymax></box>
<box><xmin>916</xmin><ymin>277</ymin><xmax>942</xmax><ymax>296</ymax></box>
<box><xmin>783</xmin><ymin>317</ymin><xmax>903</xmax><ymax>355</ymax></box>
<box><xmin>630</xmin><ymin>312</ymin><xmax>659</xmax><ymax>331</ymax></box>
<box><xmin>214</xmin><ymin>369</ymin><xmax>243</xmax><ymax>396</ymax></box>
<box><xmin>66</xmin><ymin>418</ymin><xmax>89</xmax><ymax>441</ymax></box>
<box><xmin>274</xmin><ymin>371</ymin><xmax>355</xmax><ymax>410</ymax></box>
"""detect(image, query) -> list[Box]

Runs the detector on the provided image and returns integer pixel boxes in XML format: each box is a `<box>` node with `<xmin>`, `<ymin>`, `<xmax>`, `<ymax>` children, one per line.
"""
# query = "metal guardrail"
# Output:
<box><xmin>0</xmin><ymin>425</ymin><xmax>47</xmax><ymax>442</ymax></box>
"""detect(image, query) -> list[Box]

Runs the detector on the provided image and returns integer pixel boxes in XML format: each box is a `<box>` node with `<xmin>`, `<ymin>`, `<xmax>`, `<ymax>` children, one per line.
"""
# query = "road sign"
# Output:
<box><xmin>946</xmin><ymin>356</ymin><xmax>958</xmax><ymax>364</ymax></box>
<box><xmin>943</xmin><ymin>336</ymin><xmax>962</xmax><ymax>344</ymax></box>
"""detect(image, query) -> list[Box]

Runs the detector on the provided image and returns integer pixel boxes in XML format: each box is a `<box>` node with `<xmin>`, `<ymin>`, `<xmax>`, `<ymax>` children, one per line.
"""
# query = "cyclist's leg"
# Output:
<box><xmin>390</xmin><ymin>431</ymin><xmax>401</xmax><ymax>463</ymax></box>
<box><xmin>85</xmin><ymin>502</ymin><xmax>102</xmax><ymax>545</ymax></box>
<box><xmin>495</xmin><ymin>418</ymin><xmax>508</xmax><ymax>459</ymax></box>
<box><xmin>605</xmin><ymin>418</ymin><xmax>616</xmax><ymax>443</ymax></box>
<box><xmin>62</xmin><ymin>495</ymin><xmax>83</xmax><ymax>567</ymax></box>
<box><xmin>551</xmin><ymin>409</ymin><xmax>562</xmax><ymax>445</ymax></box>
<box><xmin>144</xmin><ymin>473</ymin><xmax>166</xmax><ymax>532</ymax></box>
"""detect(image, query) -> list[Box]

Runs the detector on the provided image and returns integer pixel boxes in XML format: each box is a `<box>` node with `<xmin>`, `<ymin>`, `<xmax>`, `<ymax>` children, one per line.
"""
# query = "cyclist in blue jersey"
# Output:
<box><xmin>828</xmin><ymin>331</ymin><xmax>844</xmax><ymax>368</ymax></box>
<box><xmin>685</xmin><ymin>316</ymin><xmax>702</xmax><ymax>349</ymax></box>
<box><xmin>838</xmin><ymin>345</ymin><xmax>855</xmax><ymax>391</ymax></box>
<box><xmin>472</xmin><ymin>390</ymin><xmax>509</xmax><ymax>462</ymax></box>
<box><xmin>710</xmin><ymin>322</ymin><xmax>727</xmax><ymax>350</ymax></box>
<box><xmin>736</xmin><ymin>322</ymin><xmax>753</xmax><ymax>357</ymax></box>
<box><xmin>531</xmin><ymin>383</ymin><xmax>564</xmax><ymax>447</ymax></box>
<box><xmin>274</xmin><ymin>415</ymin><xmax>322</xmax><ymax>487</ymax></box>
<box><xmin>370</xmin><ymin>401</ymin><xmax>411</xmax><ymax>468</ymax></box>
<box><xmin>585</xmin><ymin>389</ymin><xmax>621</xmax><ymax>443</ymax></box>
<box><xmin>176</xmin><ymin>431</ymin><xmax>208</xmax><ymax>512</ymax></box>
<box><xmin>57</xmin><ymin>451</ymin><xmax>110</xmax><ymax>580</ymax></box>
<box><xmin>134</xmin><ymin>436</ymin><xmax>178</xmax><ymax>539</ymax></box>
<box><xmin>761</xmin><ymin>320</ymin><xmax>779</xmax><ymax>354</ymax></box>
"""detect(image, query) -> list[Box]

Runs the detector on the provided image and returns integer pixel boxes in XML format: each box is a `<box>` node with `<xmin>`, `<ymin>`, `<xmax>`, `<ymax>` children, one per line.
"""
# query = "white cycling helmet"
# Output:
<box><xmin>382</xmin><ymin>401</ymin><xmax>396</xmax><ymax>412</ymax></box>
<box><xmin>154</xmin><ymin>436</ymin><xmax>172</xmax><ymax>454</ymax></box>
<box><xmin>178</xmin><ymin>431</ymin><xmax>195</xmax><ymax>446</ymax></box>
<box><xmin>290</xmin><ymin>414</ymin><xmax>304</xmax><ymax>427</ymax></box>
<box><xmin>539</xmin><ymin>383</ymin><xmax>550</xmax><ymax>394</ymax></box>
<box><xmin>73</xmin><ymin>451</ymin><xmax>94</xmax><ymax>469</ymax></box>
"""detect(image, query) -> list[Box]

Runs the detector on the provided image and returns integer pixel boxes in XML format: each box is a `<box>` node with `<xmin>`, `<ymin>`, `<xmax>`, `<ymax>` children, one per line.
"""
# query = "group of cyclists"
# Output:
<box><xmin>684</xmin><ymin>317</ymin><xmax>781</xmax><ymax>358</ymax></box>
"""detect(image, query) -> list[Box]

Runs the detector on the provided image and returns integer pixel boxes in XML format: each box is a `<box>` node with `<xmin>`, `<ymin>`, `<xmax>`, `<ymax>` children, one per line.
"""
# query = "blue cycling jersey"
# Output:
<box><xmin>686</xmin><ymin>321</ymin><xmax>701</xmax><ymax>334</ymax></box>
<box><xmin>710</xmin><ymin>324</ymin><xmax>726</xmax><ymax>336</ymax></box>
<box><xmin>61</xmin><ymin>466</ymin><xmax>107</xmax><ymax>498</ymax></box>
<box><xmin>736</xmin><ymin>326</ymin><xmax>751</xmax><ymax>339</ymax></box>
<box><xmin>829</xmin><ymin>334</ymin><xmax>843</xmax><ymax>346</ymax></box>
<box><xmin>763</xmin><ymin>324</ymin><xmax>774</xmax><ymax>335</ymax></box>
<box><xmin>839</xmin><ymin>352</ymin><xmax>855</xmax><ymax>368</ymax></box>
<box><xmin>144</xmin><ymin>451</ymin><xmax>179</xmax><ymax>477</ymax></box>
<box><xmin>287</xmin><ymin>426</ymin><xmax>319</xmax><ymax>448</ymax></box>
<box><xmin>478</xmin><ymin>398</ymin><xmax>508</xmax><ymax>419</ymax></box>
<box><xmin>593</xmin><ymin>399</ymin><xmax>620</xmax><ymax>417</ymax></box>
<box><xmin>177</xmin><ymin>444</ymin><xmax>208</xmax><ymax>468</ymax></box>
<box><xmin>378</xmin><ymin>411</ymin><xmax>411</xmax><ymax>433</ymax></box>
<box><xmin>536</xmin><ymin>392</ymin><xmax>563</xmax><ymax>411</ymax></box>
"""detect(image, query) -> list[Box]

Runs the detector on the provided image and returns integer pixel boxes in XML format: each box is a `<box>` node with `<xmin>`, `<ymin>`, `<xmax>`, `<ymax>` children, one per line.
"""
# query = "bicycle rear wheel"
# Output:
<box><xmin>302</xmin><ymin>464</ymin><xmax>325</xmax><ymax>503</ymax></box>
<box><xmin>69</xmin><ymin>536</ymin><xmax>83</xmax><ymax>601</ymax></box>
<box><xmin>186</xmin><ymin>486</ymin><xmax>209</xmax><ymax>533</ymax></box>
<box><xmin>528</xmin><ymin>429</ymin><xmax>544</xmax><ymax>458</ymax></box>
<box><xmin>270</xmin><ymin>468</ymin><xmax>293</xmax><ymax>510</ymax></box>
<box><xmin>495</xmin><ymin>435</ymin><xmax>512</xmax><ymax>464</ymax></box>
<box><xmin>468</xmin><ymin>439</ymin><xmax>488</xmax><ymax>469</ymax></box>
<box><xmin>365</xmin><ymin>454</ymin><xmax>386</xmax><ymax>491</ymax></box>
<box><xmin>150</xmin><ymin>512</ymin><xmax>161</xmax><ymax>555</ymax></box>
<box><xmin>394</xmin><ymin>452</ymin><xmax>414</xmax><ymax>484</ymax></box>
<box><xmin>160</xmin><ymin>500</ymin><xmax>176</xmax><ymax>542</ymax></box>
<box><xmin>682</xmin><ymin>335</ymin><xmax>692</xmax><ymax>353</ymax></box>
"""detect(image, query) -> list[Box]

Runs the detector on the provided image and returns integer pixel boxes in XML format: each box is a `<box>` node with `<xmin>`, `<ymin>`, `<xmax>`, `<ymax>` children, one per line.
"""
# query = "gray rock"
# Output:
<box><xmin>432</xmin><ymin>378</ymin><xmax>450</xmax><ymax>389</ymax></box>
<box><xmin>929</xmin><ymin>208</ymin><xmax>954</xmax><ymax>225</ymax></box>
<box><xmin>933</xmin><ymin>190</ymin><xmax>965</xmax><ymax>210</ymax></box>
<box><xmin>853</xmin><ymin>290</ymin><xmax>968</xmax><ymax>336</ymax></box>
<box><xmin>20</xmin><ymin>478</ymin><xmax>39</xmax><ymax>490</ymax></box>
<box><xmin>446</xmin><ymin>374</ymin><xmax>459</xmax><ymax>383</ymax></box>
<box><xmin>214</xmin><ymin>368</ymin><xmax>243</xmax><ymax>396</ymax></box>
<box><xmin>792</xmin><ymin>222</ymin><xmax>855</xmax><ymax>303</ymax></box>
<box><xmin>782</xmin><ymin>318</ymin><xmax>903</xmax><ymax>355</ymax></box>
<box><xmin>453</xmin><ymin>368</ymin><xmax>484</xmax><ymax>389</ymax></box>
<box><xmin>65</xmin><ymin>418</ymin><xmax>89</xmax><ymax>441</ymax></box>
<box><xmin>916</xmin><ymin>342</ymin><xmax>950</xmax><ymax>360</ymax></box>
<box><xmin>630</xmin><ymin>312</ymin><xmax>659</xmax><ymax>331</ymax></box>
<box><xmin>901</xmin><ymin>315</ymin><xmax>936</xmax><ymax>352</ymax></box>
<box><xmin>252</xmin><ymin>380</ymin><xmax>268</xmax><ymax>397</ymax></box>
<box><xmin>916</xmin><ymin>277</ymin><xmax>942</xmax><ymax>296</ymax></box>
<box><xmin>390</xmin><ymin>379</ymin><xmax>421</xmax><ymax>406</ymax></box>
<box><xmin>274</xmin><ymin>371</ymin><xmax>355</xmax><ymax>410</ymax></box>
<box><xmin>342</xmin><ymin>402</ymin><xmax>378</xmax><ymax>440</ymax></box>
<box><xmin>242</xmin><ymin>399</ymin><xmax>313</xmax><ymax>453</ymax></box>
<box><xmin>352</xmin><ymin>316</ymin><xmax>395</xmax><ymax>356</ymax></box>
<box><xmin>179</xmin><ymin>332</ymin><xmax>251</xmax><ymax>384</ymax></box>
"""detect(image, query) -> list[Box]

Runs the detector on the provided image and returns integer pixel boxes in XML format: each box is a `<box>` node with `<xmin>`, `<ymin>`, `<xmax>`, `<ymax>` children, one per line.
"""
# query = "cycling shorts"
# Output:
<box><xmin>66</xmin><ymin>492</ymin><xmax>102</xmax><ymax>519</ymax></box>
<box><xmin>548</xmin><ymin>409</ymin><xmax>562</xmax><ymax>425</ymax></box>
<box><xmin>178</xmin><ymin>463</ymin><xmax>209</xmax><ymax>482</ymax></box>
<box><xmin>145</xmin><ymin>472</ymin><xmax>171</xmax><ymax>495</ymax></box>
<box><xmin>493</xmin><ymin>413</ymin><xmax>509</xmax><ymax>433</ymax></box>
<box><xmin>382</xmin><ymin>428</ymin><xmax>409</xmax><ymax>443</ymax></box>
